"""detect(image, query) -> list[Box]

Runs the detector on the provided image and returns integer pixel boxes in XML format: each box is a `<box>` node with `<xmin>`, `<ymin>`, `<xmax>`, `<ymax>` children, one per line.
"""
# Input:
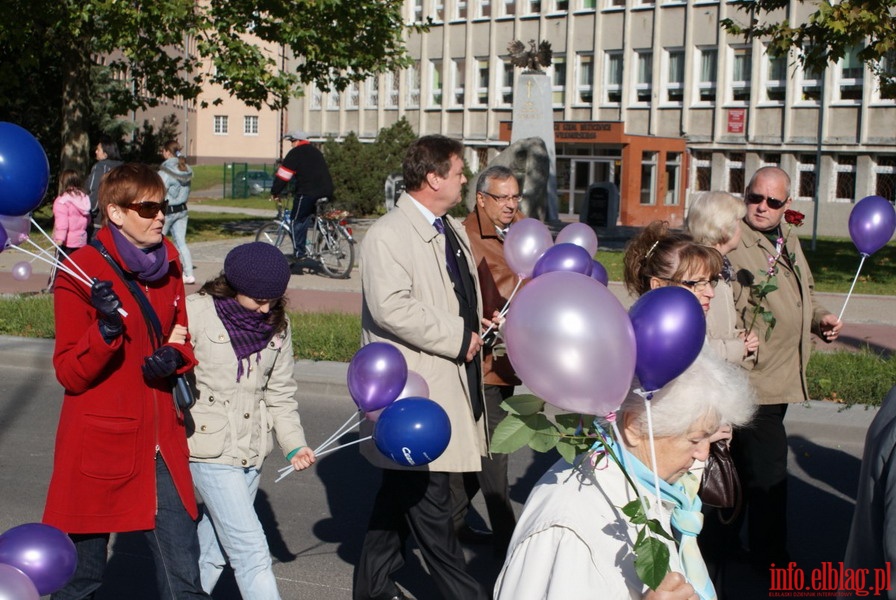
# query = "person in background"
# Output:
<box><xmin>354</xmin><ymin>135</ymin><xmax>490</xmax><ymax>600</ymax></box>
<box><xmin>495</xmin><ymin>348</ymin><xmax>755</xmax><ymax>599</ymax></box>
<box><xmin>453</xmin><ymin>165</ymin><xmax>524</xmax><ymax>559</ymax></box>
<box><xmin>52</xmin><ymin>169</ymin><xmax>91</xmax><ymax>257</ymax></box>
<box><xmin>84</xmin><ymin>134</ymin><xmax>123</xmax><ymax>242</ymax></box>
<box><xmin>727</xmin><ymin>166</ymin><xmax>842</xmax><ymax>569</ymax></box>
<box><xmin>271</xmin><ymin>130</ymin><xmax>334</xmax><ymax>270</ymax></box>
<box><xmin>44</xmin><ymin>163</ymin><xmax>208</xmax><ymax>599</ymax></box>
<box><xmin>186</xmin><ymin>241</ymin><xmax>315</xmax><ymax>599</ymax></box>
<box><xmin>159</xmin><ymin>140</ymin><xmax>195</xmax><ymax>285</ymax></box>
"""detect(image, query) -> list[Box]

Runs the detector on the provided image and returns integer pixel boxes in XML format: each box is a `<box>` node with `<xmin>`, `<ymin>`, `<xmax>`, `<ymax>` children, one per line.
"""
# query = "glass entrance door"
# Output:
<box><xmin>564</xmin><ymin>159</ymin><xmax>617</xmax><ymax>218</ymax></box>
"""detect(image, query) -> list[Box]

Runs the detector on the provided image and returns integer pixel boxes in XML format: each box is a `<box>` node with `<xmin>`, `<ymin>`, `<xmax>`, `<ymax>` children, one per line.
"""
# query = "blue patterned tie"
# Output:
<box><xmin>433</xmin><ymin>217</ymin><xmax>460</xmax><ymax>282</ymax></box>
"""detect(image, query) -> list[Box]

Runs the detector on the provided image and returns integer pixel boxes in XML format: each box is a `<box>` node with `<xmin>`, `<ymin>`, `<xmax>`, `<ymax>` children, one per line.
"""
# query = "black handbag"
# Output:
<box><xmin>700</xmin><ymin>440</ymin><xmax>742</xmax><ymax>524</ymax></box>
<box><xmin>91</xmin><ymin>240</ymin><xmax>195</xmax><ymax>415</ymax></box>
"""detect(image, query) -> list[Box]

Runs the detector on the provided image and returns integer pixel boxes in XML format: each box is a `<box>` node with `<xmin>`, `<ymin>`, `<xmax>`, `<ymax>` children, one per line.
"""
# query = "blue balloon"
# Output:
<box><xmin>848</xmin><ymin>195</ymin><xmax>896</xmax><ymax>256</ymax></box>
<box><xmin>629</xmin><ymin>286</ymin><xmax>706</xmax><ymax>392</ymax></box>
<box><xmin>373</xmin><ymin>397</ymin><xmax>451</xmax><ymax>467</ymax></box>
<box><xmin>532</xmin><ymin>243</ymin><xmax>593</xmax><ymax>278</ymax></box>
<box><xmin>590</xmin><ymin>259</ymin><xmax>609</xmax><ymax>286</ymax></box>
<box><xmin>0</xmin><ymin>123</ymin><xmax>50</xmax><ymax>216</ymax></box>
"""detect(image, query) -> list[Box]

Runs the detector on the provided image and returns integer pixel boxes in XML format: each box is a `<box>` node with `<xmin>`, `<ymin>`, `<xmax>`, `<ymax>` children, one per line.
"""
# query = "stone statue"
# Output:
<box><xmin>507</xmin><ymin>39</ymin><xmax>553</xmax><ymax>73</ymax></box>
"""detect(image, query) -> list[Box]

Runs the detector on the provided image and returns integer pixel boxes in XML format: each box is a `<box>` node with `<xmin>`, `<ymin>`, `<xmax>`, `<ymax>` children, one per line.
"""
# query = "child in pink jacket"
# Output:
<box><xmin>52</xmin><ymin>169</ymin><xmax>91</xmax><ymax>255</ymax></box>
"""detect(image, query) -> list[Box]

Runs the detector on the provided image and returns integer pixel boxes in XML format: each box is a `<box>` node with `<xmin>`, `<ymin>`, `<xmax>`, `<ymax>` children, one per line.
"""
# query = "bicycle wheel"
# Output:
<box><xmin>255</xmin><ymin>221</ymin><xmax>295</xmax><ymax>257</ymax></box>
<box><xmin>316</xmin><ymin>221</ymin><xmax>355</xmax><ymax>279</ymax></box>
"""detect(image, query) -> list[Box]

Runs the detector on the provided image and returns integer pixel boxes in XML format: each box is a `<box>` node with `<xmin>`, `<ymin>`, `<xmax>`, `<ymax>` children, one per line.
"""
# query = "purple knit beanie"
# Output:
<box><xmin>224</xmin><ymin>242</ymin><xmax>291</xmax><ymax>299</ymax></box>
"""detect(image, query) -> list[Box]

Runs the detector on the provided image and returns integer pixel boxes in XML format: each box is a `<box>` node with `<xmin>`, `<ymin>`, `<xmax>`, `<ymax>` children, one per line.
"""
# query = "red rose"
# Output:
<box><xmin>785</xmin><ymin>209</ymin><xmax>805</xmax><ymax>227</ymax></box>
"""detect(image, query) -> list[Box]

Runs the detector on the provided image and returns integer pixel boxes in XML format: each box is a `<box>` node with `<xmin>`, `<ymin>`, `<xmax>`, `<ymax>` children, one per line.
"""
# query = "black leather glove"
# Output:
<box><xmin>143</xmin><ymin>345</ymin><xmax>184</xmax><ymax>380</ymax></box>
<box><xmin>90</xmin><ymin>279</ymin><xmax>123</xmax><ymax>342</ymax></box>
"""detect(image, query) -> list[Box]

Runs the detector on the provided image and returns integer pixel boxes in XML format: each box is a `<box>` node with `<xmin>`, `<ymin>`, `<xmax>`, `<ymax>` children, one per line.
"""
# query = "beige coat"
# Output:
<box><xmin>727</xmin><ymin>221</ymin><xmax>832</xmax><ymax>405</ymax></box>
<box><xmin>359</xmin><ymin>194</ymin><xmax>487</xmax><ymax>472</ymax></box>
<box><xmin>706</xmin><ymin>277</ymin><xmax>755</xmax><ymax>369</ymax></box>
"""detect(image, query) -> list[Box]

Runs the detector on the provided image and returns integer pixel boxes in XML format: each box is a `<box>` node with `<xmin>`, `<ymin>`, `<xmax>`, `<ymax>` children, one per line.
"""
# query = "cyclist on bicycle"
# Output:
<box><xmin>271</xmin><ymin>130</ymin><xmax>334</xmax><ymax>268</ymax></box>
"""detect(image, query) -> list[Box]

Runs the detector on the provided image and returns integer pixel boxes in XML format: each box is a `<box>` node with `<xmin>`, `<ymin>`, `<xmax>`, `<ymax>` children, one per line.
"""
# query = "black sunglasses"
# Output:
<box><xmin>126</xmin><ymin>200</ymin><xmax>168</xmax><ymax>219</ymax></box>
<box><xmin>745</xmin><ymin>193</ymin><xmax>788</xmax><ymax>210</ymax></box>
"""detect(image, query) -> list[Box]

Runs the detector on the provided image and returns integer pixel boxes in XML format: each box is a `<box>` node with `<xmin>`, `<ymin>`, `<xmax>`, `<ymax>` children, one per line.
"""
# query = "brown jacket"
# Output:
<box><xmin>463</xmin><ymin>206</ymin><xmax>524</xmax><ymax>387</ymax></box>
<box><xmin>727</xmin><ymin>220</ymin><xmax>832</xmax><ymax>405</ymax></box>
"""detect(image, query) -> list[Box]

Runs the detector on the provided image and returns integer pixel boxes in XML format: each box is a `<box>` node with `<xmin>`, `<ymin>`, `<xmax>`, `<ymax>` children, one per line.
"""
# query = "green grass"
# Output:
<box><xmin>808</xmin><ymin>348</ymin><xmax>896</xmax><ymax>408</ymax></box>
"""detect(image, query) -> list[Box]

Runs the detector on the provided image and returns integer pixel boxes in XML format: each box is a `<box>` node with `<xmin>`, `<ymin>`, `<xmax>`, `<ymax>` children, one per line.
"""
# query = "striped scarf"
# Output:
<box><xmin>213</xmin><ymin>296</ymin><xmax>275</xmax><ymax>381</ymax></box>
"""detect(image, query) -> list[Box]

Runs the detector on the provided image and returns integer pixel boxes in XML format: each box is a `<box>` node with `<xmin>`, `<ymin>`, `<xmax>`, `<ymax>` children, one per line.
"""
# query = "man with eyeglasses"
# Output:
<box><xmin>450</xmin><ymin>165</ymin><xmax>524</xmax><ymax>560</ymax></box>
<box><xmin>726</xmin><ymin>166</ymin><xmax>842</xmax><ymax>572</ymax></box>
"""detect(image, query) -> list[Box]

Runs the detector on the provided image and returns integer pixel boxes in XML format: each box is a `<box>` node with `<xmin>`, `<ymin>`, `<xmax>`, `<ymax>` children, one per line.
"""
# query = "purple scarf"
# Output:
<box><xmin>109</xmin><ymin>226</ymin><xmax>170</xmax><ymax>282</ymax></box>
<box><xmin>213</xmin><ymin>296</ymin><xmax>275</xmax><ymax>381</ymax></box>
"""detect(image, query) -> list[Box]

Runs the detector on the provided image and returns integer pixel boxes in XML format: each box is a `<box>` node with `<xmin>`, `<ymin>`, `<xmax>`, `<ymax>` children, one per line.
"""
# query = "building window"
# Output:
<box><xmin>727</xmin><ymin>153</ymin><xmax>745</xmax><ymax>194</ymax></box>
<box><xmin>528</xmin><ymin>0</ymin><xmax>542</xmax><ymax>13</ymax></box>
<box><xmin>640</xmin><ymin>152</ymin><xmax>658</xmax><ymax>205</ymax></box>
<box><xmin>311</xmin><ymin>87</ymin><xmax>323</xmax><ymax>110</ymax></box>
<box><xmin>327</xmin><ymin>88</ymin><xmax>340</xmax><ymax>110</ymax></box>
<box><xmin>243</xmin><ymin>115</ymin><xmax>258</xmax><ymax>135</ymax></box>
<box><xmin>500</xmin><ymin>60</ymin><xmax>514</xmax><ymax>105</ymax></box>
<box><xmin>764</xmin><ymin>51</ymin><xmax>787</xmax><ymax>103</ymax></box>
<box><xmin>455</xmin><ymin>0</ymin><xmax>468</xmax><ymax>19</ymax></box>
<box><xmin>634</xmin><ymin>51</ymin><xmax>652</xmax><ymax>104</ymax></box>
<box><xmin>576</xmin><ymin>53</ymin><xmax>594</xmax><ymax>104</ymax></box>
<box><xmin>553</xmin><ymin>0</ymin><xmax>570</xmax><ymax>10</ymax></box>
<box><xmin>761</xmin><ymin>152</ymin><xmax>782</xmax><ymax>169</ymax></box>
<box><xmin>664</xmin><ymin>49</ymin><xmax>684</xmax><ymax>104</ymax></box>
<box><xmin>504</xmin><ymin>0</ymin><xmax>517</xmax><ymax>16</ymax></box>
<box><xmin>874</xmin><ymin>156</ymin><xmax>896</xmax><ymax>201</ymax></box>
<box><xmin>836</xmin><ymin>46</ymin><xmax>864</xmax><ymax>102</ymax></box>
<box><xmin>407</xmin><ymin>62</ymin><xmax>421</xmax><ymax>108</ymax></box>
<box><xmin>606</xmin><ymin>0</ymin><xmax>625</xmax><ymax>7</ymax></box>
<box><xmin>692</xmin><ymin>150</ymin><xmax>711</xmax><ymax>192</ymax></box>
<box><xmin>412</xmin><ymin>0</ymin><xmax>423</xmax><ymax>21</ymax></box>
<box><xmin>798</xmin><ymin>51</ymin><xmax>823</xmax><ymax>103</ymax></box>
<box><xmin>552</xmin><ymin>56</ymin><xmax>566</xmax><ymax>106</ymax></box>
<box><xmin>452</xmin><ymin>59</ymin><xmax>466</xmax><ymax>106</ymax></box>
<box><xmin>835</xmin><ymin>155</ymin><xmax>857</xmax><ymax>202</ymax></box>
<box><xmin>476</xmin><ymin>59</ymin><xmax>490</xmax><ymax>106</ymax></box>
<box><xmin>604</xmin><ymin>51</ymin><xmax>623</xmax><ymax>104</ymax></box>
<box><xmin>385</xmin><ymin>71</ymin><xmax>399</xmax><ymax>108</ymax></box>
<box><xmin>365</xmin><ymin>76</ymin><xmax>379</xmax><ymax>108</ymax></box>
<box><xmin>581</xmin><ymin>0</ymin><xmax>596</xmax><ymax>7</ymax></box>
<box><xmin>873</xmin><ymin>51</ymin><xmax>896</xmax><ymax>101</ymax></box>
<box><xmin>796</xmin><ymin>154</ymin><xmax>817</xmax><ymax>200</ymax></box>
<box><xmin>665</xmin><ymin>152</ymin><xmax>681</xmax><ymax>205</ymax></box>
<box><xmin>479</xmin><ymin>0</ymin><xmax>492</xmax><ymax>17</ymax></box>
<box><xmin>214</xmin><ymin>115</ymin><xmax>228</xmax><ymax>135</ymax></box>
<box><xmin>731</xmin><ymin>47</ymin><xmax>752</xmax><ymax>103</ymax></box>
<box><xmin>697</xmin><ymin>48</ymin><xmax>718</xmax><ymax>103</ymax></box>
<box><xmin>346</xmin><ymin>80</ymin><xmax>359</xmax><ymax>109</ymax></box>
<box><xmin>431</xmin><ymin>0</ymin><xmax>445</xmax><ymax>21</ymax></box>
<box><xmin>430</xmin><ymin>60</ymin><xmax>443</xmax><ymax>107</ymax></box>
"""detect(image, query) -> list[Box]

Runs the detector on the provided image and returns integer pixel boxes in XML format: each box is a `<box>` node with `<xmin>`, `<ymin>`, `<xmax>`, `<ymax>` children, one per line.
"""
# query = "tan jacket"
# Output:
<box><xmin>727</xmin><ymin>221</ymin><xmax>832</xmax><ymax>404</ymax></box>
<box><xmin>359</xmin><ymin>194</ymin><xmax>487</xmax><ymax>472</ymax></box>
<box><xmin>706</xmin><ymin>277</ymin><xmax>755</xmax><ymax>370</ymax></box>
<box><xmin>462</xmin><ymin>206</ymin><xmax>524</xmax><ymax>386</ymax></box>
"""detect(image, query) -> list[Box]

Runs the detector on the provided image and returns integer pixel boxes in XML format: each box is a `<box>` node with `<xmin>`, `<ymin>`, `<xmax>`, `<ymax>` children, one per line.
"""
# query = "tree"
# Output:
<box><xmin>721</xmin><ymin>0</ymin><xmax>895</xmax><ymax>95</ymax></box>
<box><xmin>0</xmin><ymin>0</ymin><xmax>423</xmax><ymax>175</ymax></box>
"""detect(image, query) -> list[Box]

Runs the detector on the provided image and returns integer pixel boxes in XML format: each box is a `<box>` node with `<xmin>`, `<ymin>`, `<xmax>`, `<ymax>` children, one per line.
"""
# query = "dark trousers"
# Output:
<box><xmin>730</xmin><ymin>403</ymin><xmax>790</xmax><ymax>567</ymax></box>
<box><xmin>353</xmin><ymin>469</ymin><xmax>488</xmax><ymax>600</ymax></box>
<box><xmin>291</xmin><ymin>194</ymin><xmax>317</xmax><ymax>258</ymax></box>
<box><xmin>450</xmin><ymin>385</ymin><xmax>517</xmax><ymax>555</ymax></box>
<box><xmin>51</xmin><ymin>458</ymin><xmax>210</xmax><ymax>600</ymax></box>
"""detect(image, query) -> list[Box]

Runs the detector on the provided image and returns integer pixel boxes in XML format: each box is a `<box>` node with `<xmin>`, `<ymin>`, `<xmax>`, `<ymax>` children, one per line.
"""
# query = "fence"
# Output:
<box><xmin>223</xmin><ymin>163</ymin><xmax>277</xmax><ymax>199</ymax></box>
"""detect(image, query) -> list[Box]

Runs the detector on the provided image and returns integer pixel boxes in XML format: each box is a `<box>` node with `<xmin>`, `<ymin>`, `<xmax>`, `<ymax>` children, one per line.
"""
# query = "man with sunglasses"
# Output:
<box><xmin>726</xmin><ymin>166</ymin><xmax>842</xmax><ymax>573</ymax></box>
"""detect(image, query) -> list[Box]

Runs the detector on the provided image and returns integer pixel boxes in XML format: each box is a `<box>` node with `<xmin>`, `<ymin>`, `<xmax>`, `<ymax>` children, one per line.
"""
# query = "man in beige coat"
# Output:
<box><xmin>353</xmin><ymin>135</ymin><xmax>490</xmax><ymax>600</ymax></box>
<box><xmin>727</xmin><ymin>166</ymin><xmax>842</xmax><ymax>571</ymax></box>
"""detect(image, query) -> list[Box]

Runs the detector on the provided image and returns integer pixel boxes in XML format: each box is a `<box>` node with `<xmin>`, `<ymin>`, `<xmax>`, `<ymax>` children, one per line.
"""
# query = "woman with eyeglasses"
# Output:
<box><xmin>45</xmin><ymin>163</ymin><xmax>210</xmax><ymax>599</ymax></box>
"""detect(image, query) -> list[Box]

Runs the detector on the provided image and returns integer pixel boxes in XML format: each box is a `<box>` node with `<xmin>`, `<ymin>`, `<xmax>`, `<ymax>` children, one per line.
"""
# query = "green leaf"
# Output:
<box><xmin>501</xmin><ymin>394</ymin><xmax>545</xmax><ymax>416</ymax></box>
<box><xmin>644</xmin><ymin>518</ymin><xmax>675</xmax><ymax>541</ymax></box>
<box><xmin>556</xmin><ymin>441</ymin><xmax>579</xmax><ymax>464</ymax></box>
<box><xmin>529</xmin><ymin>431</ymin><xmax>560</xmax><ymax>452</ymax></box>
<box><xmin>490</xmin><ymin>414</ymin><xmax>536</xmax><ymax>454</ymax></box>
<box><xmin>554</xmin><ymin>412</ymin><xmax>588</xmax><ymax>434</ymax></box>
<box><xmin>621</xmin><ymin>499</ymin><xmax>644</xmax><ymax>520</ymax></box>
<box><xmin>634</xmin><ymin>534</ymin><xmax>671</xmax><ymax>590</ymax></box>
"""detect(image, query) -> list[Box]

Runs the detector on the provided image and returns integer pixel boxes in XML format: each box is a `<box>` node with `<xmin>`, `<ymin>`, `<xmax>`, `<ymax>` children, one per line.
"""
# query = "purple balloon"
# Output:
<box><xmin>532</xmin><ymin>243</ymin><xmax>594</xmax><ymax>278</ymax></box>
<box><xmin>848</xmin><ymin>195</ymin><xmax>896</xmax><ymax>256</ymax></box>
<box><xmin>0</xmin><ymin>214</ymin><xmax>31</xmax><ymax>246</ymax></box>
<box><xmin>629</xmin><ymin>287</ymin><xmax>706</xmax><ymax>393</ymax></box>
<box><xmin>0</xmin><ymin>123</ymin><xmax>50</xmax><ymax>216</ymax></box>
<box><xmin>555</xmin><ymin>222</ymin><xmax>598</xmax><ymax>256</ymax></box>
<box><xmin>0</xmin><ymin>523</ymin><xmax>77</xmax><ymax>596</ymax></box>
<box><xmin>590</xmin><ymin>260</ymin><xmax>609</xmax><ymax>286</ymax></box>
<box><xmin>0</xmin><ymin>564</ymin><xmax>40</xmax><ymax>600</ymax></box>
<box><xmin>503</xmin><ymin>271</ymin><xmax>636</xmax><ymax>415</ymax></box>
<box><xmin>503</xmin><ymin>218</ymin><xmax>553</xmax><ymax>279</ymax></box>
<box><xmin>373</xmin><ymin>397</ymin><xmax>451</xmax><ymax>466</ymax></box>
<box><xmin>347</xmin><ymin>342</ymin><xmax>408</xmax><ymax>412</ymax></box>
<box><xmin>12</xmin><ymin>261</ymin><xmax>32</xmax><ymax>281</ymax></box>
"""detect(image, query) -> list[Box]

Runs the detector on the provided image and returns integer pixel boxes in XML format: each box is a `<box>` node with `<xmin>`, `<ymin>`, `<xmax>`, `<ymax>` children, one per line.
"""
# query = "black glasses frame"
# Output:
<box><xmin>126</xmin><ymin>200</ymin><xmax>169</xmax><ymax>219</ymax></box>
<box><xmin>745</xmin><ymin>193</ymin><xmax>788</xmax><ymax>210</ymax></box>
<box><xmin>657</xmin><ymin>276</ymin><xmax>720</xmax><ymax>292</ymax></box>
<box><xmin>481</xmin><ymin>191</ymin><xmax>522</xmax><ymax>205</ymax></box>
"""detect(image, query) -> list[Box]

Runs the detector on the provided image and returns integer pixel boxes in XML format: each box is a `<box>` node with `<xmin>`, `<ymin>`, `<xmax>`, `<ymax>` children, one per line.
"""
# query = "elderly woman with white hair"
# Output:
<box><xmin>494</xmin><ymin>348</ymin><xmax>755</xmax><ymax>600</ymax></box>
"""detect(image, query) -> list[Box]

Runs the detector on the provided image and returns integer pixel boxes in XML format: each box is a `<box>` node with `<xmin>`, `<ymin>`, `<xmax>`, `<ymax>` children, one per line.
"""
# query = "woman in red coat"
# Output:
<box><xmin>44</xmin><ymin>163</ymin><xmax>210</xmax><ymax>599</ymax></box>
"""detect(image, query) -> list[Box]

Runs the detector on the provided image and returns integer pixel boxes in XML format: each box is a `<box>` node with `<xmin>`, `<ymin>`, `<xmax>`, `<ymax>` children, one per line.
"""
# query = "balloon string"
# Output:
<box><xmin>610</xmin><ymin>420</ymin><xmax>653</xmax><ymax>521</ymax></box>
<box><xmin>643</xmin><ymin>397</ymin><xmax>663</xmax><ymax>504</ymax></box>
<box><xmin>29</xmin><ymin>217</ymin><xmax>92</xmax><ymax>283</ymax></box>
<box><xmin>481</xmin><ymin>275</ymin><xmax>524</xmax><ymax>339</ymax></box>
<box><xmin>837</xmin><ymin>253</ymin><xmax>867</xmax><ymax>323</ymax></box>
<box><xmin>275</xmin><ymin>436</ymin><xmax>372</xmax><ymax>483</ymax></box>
<box><xmin>313</xmin><ymin>410</ymin><xmax>363</xmax><ymax>455</ymax></box>
<box><xmin>8</xmin><ymin>243</ymin><xmax>91</xmax><ymax>287</ymax></box>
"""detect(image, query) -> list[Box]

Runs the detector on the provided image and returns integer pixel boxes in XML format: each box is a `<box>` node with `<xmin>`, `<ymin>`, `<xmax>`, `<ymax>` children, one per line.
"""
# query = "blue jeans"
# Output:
<box><xmin>162</xmin><ymin>208</ymin><xmax>193</xmax><ymax>278</ymax></box>
<box><xmin>291</xmin><ymin>195</ymin><xmax>317</xmax><ymax>258</ymax></box>
<box><xmin>51</xmin><ymin>458</ymin><xmax>209</xmax><ymax>600</ymax></box>
<box><xmin>190</xmin><ymin>462</ymin><xmax>281</xmax><ymax>599</ymax></box>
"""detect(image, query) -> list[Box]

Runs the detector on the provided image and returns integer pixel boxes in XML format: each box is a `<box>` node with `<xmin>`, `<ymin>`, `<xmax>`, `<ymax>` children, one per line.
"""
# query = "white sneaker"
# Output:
<box><xmin>183</xmin><ymin>275</ymin><xmax>196</xmax><ymax>285</ymax></box>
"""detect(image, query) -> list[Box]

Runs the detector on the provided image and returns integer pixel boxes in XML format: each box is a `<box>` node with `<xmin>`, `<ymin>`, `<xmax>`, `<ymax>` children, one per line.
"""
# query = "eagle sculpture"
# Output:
<box><xmin>507</xmin><ymin>39</ymin><xmax>553</xmax><ymax>72</ymax></box>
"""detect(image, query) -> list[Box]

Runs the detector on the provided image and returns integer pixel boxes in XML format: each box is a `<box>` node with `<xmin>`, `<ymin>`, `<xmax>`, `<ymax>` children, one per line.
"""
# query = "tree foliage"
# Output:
<box><xmin>722</xmin><ymin>0</ymin><xmax>896</xmax><ymax>94</ymax></box>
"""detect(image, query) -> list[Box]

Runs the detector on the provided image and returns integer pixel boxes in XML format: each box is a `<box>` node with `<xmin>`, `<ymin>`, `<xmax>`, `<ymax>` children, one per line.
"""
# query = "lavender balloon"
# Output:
<box><xmin>367</xmin><ymin>370</ymin><xmax>430</xmax><ymax>421</ymax></box>
<box><xmin>590</xmin><ymin>260</ymin><xmax>609</xmax><ymax>286</ymax></box>
<box><xmin>503</xmin><ymin>218</ymin><xmax>553</xmax><ymax>278</ymax></box>
<box><xmin>532</xmin><ymin>243</ymin><xmax>594</xmax><ymax>278</ymax></box>
<box><xmin>848</xmin><ymin>195</ymin><xmax>896</xmax><ymax>256</ymax></box>
<box><xmin>0</xmin><ymin>222</ymin><xmax>7</xmax><ymax>252</ymax></box>
<box><xmin>555</xmin><ymin>222</ymin><xmax>598</xmax><ymax>257</ymax></box>
<box><xmin>0</xmin><ymin>523</ymin><xmax>77</xmax><ymax>595</ymax></box>
<box><xmin>629</xmin><ymin>286</ymin><xmax>706</xmax><ymax>393</ymax></box>
<box><xmin>11</xmin><ymin>261</ymin><xmax>32</xmax><ymax>281</ymax></box>
<box><xmin>0</xmin><ymin>564</ymin><xmax>40</xmax><ymax>600</ymax></box>
<box><xmin>0</xmin><ymin>214</ymin><xmax>30</xmax><ymax>246</ymax></box>
<box><xmin>347</xmin><ymin>342</ymin><xmax>408</xmax><ymax>413</ymax></box>
<box><xmin>503</xmin><ymin>271</ymin><xmax>636</xmax><ymax>416</ymax></box>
